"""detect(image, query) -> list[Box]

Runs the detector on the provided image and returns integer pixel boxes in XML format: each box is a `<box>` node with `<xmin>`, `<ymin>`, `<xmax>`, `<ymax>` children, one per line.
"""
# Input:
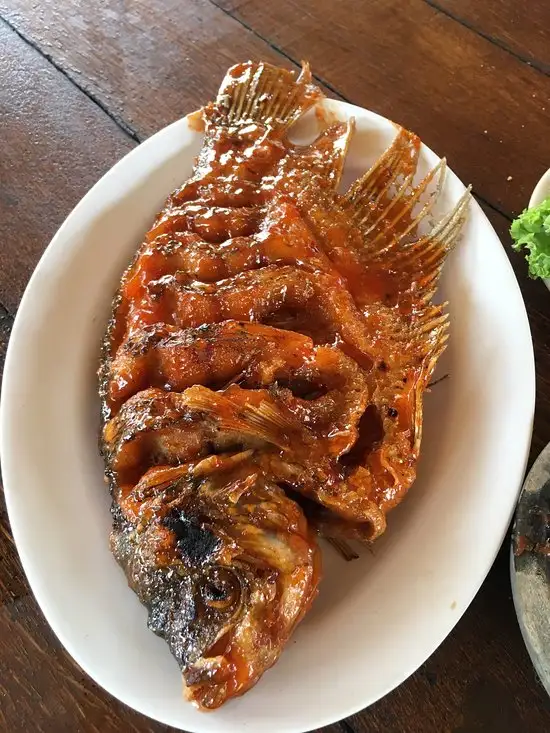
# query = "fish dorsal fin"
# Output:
<box><xmin>211</xmin><ymin>61</ymin><xmax>322</xmax><ymax>131</ymax></box>
<box><xmin>391</xmin><ymin>187</ymin><xmax>471</xmax><ymax>302</ymax></box>
<box><xmin>410</xmin><ymin>311</ymin><xmax>450</xmax><ymax>452</ymax></box>
<box><xmin>342</xmin><ymin>125</ymin><xmax>471</xmax><ymax>301</ymax></box>
<box><xmin>372</xmin><ymin>303</ymin><xmax>448</xmax><ymax>372</ymax></box>
<box><xmin>373</xmin><ymin>304</ymin><xmax>449</xmax><ymax>455</ymax></box>
<box><xmin>396</xmin><ymin>305</ymin><xmax>450</xmax><ymax>362</ymax></box>
<box><xmin>344</xmin><ymin>128</ymin><xmax>446</xmax><ymax>251</ymax></box>
<box><xmin>363</xmin><ymin>186</ymin><xmax>470</xmax><ymax>308</ymax></box>
<box><xmin>345</xmin><ymin>128</ymin><xmax>420</xmax><ymax>219</ymax></box>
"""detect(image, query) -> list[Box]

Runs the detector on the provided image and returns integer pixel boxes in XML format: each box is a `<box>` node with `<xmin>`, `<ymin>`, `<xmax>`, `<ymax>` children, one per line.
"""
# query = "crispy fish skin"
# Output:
<box><xmin>104</xmin><ymin>320</ymin><xmax>369</xmax><ymax>431</ymax></box>
<box><xmin>101</xmin><ymin>383</ymin><xmax>386</xmax><ymax>540</ymax></box>
<box><xmin>99</xmin><ymin>59</ymin><xmax>469</xmax><ymax>707</ymax></box>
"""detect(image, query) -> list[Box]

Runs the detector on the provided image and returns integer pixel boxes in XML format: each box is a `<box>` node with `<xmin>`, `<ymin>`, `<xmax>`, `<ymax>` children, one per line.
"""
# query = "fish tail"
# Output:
<box><xmin>214</xmin><ymin>61</ymin><xmax>322</xmax><ymax>131</ymax></box>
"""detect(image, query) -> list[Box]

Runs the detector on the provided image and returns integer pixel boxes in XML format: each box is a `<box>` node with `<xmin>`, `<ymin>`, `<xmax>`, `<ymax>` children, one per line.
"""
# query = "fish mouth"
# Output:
<box><xmin>182</xmin><ymin>616</ymin><xmax>253</xmax><ymax>710</ymax></box>
<box><xmin>182</xmin><ymin>569</ymin><xmax>260</xmax><ymax>709</ymax></box>
<box><xmin>184</xmin><ymin>622</ymin><xmax>271</xmax><ymax>711</ymax></box>
<box><xmin>183</xmin><ymin>648</ymin><xmax>238</xmax><ymax>710</ymax></box>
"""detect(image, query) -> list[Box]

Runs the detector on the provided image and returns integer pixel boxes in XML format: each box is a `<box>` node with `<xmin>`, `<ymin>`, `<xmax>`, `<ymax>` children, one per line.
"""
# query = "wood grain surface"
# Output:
<box><xmin>1</xmin><ymin>1</ymin><xmax>550</xmax><ymax>731</ymax></box>
<box><xmin>0</xmin><ymin>19</ymin><xmax>134</xmax><ymax>311</ymax></box>
<box><xmin>436</xmin><ymin>0</ymin><xmax>550</xmax><ymax>74</ymax></box>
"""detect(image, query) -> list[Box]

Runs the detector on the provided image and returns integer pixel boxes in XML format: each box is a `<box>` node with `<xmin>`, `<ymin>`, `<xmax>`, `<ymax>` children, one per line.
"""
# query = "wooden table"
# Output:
<box><xmin>1</xmin><ymin>1</ymin><xmax>550</xmax><ymax>731</ymax></box>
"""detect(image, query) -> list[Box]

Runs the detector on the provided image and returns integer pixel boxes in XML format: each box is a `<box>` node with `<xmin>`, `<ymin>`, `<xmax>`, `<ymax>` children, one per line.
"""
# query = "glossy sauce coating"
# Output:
<box><xmin>99</xmin><ymin>60</ymin><xmax>463</xmax><ymax>709</ymax></box>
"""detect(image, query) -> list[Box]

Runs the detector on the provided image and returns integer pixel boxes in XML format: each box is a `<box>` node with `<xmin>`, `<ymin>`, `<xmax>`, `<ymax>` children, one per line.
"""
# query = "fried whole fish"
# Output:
<box><xmin>99</xmin><ymin>60</ymin><xmax>469</xmax><ymax>708</ymax></box>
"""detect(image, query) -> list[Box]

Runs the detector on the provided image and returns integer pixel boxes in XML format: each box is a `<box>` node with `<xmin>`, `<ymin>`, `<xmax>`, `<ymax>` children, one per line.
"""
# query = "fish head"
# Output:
<box><xmin>112</xmin><ymin>459</ymin><xmax>320</xmax><ymax>709</ymax></box>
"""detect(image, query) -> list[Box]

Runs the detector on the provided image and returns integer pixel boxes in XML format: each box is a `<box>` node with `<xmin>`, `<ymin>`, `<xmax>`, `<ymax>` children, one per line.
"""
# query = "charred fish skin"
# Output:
<box><xmin>111</xmin><ymin>504</ymin><xmax>231</xmax><ymax>676</ymax></box>
<box><xmin>111</xmin><ymin>459</ymin><xmax>320</xmax><ymax>709</ymax></box>
<box><xmin>98</xmin><ymin>58</ymin><xmax>470</xmax><ymax>708</ymax></box>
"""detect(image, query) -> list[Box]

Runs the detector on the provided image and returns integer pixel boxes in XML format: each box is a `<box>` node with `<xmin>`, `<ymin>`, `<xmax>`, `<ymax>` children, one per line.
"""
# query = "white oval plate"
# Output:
<box><xmin>1</xmin><ymin>100</ymin><xmax>535</xmax><ymax>733</ymax></box>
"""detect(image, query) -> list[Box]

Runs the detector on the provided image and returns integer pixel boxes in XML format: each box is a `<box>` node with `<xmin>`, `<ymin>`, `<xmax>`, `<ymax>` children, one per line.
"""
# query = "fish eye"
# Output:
<box><xmin>202</xmin><ymin>567</ymin><xmax>241</xmax><ymax>611</ymax></box>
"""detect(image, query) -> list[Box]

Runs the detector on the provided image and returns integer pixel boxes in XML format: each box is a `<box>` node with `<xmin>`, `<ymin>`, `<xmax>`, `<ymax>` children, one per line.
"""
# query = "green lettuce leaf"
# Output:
<box><xmin>510</xmin><ymin>196</ymin><xmax>550</xmax><ymax>279</ymax></box>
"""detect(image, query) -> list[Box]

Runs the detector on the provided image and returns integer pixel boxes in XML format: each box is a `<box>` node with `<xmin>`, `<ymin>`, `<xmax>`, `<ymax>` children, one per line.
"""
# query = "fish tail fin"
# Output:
<box><xmin>213</xmin><ymin>61</ymin><xmax>322</xmax><ymax>131</ymax></box>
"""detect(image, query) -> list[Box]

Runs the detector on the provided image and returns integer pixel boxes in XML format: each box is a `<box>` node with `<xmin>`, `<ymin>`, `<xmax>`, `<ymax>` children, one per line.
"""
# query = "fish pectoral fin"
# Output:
<box><xmin>240</xmin><ymin>398</ymin><xmax>303</xmax><ymax>447</ymax></box>
<box><xmin>213</xmin><ymin>61</ymin><xmax>322</xmax><ymax>131</ymax></box>
<box><xmin>182</xmin><ymin>385</ymin><xmax>298</xmax><ymax>451</ymax></box>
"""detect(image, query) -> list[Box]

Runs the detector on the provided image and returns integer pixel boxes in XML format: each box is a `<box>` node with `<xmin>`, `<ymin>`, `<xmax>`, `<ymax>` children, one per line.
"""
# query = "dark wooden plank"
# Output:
<box><xmin>0</xmin><ymin>489</ymin><xmax>344</xmax><ymax>733</ymax></box>
<box><xmin>0</xmin><ymin>0</ymin><xmax>296</xmax><ymax>141</ymax></box>
<box><xmin>0</xmin><ymin>315</ymin><xmax>28</xmax><ymax>608</ymax></box>
<box><xmin>472</xmin><ymin>204</ymin><xmax>550</xmax><ymax>470</ymax></box>
<box><xmin>0</xmin><ymin>18</ymin><xmax>175</xmax><ymax>733</ymax></box>
<box><xmin>0</xmin><ymin>13</ymin><xmax>343</xmax><ymax>733</ymax></box>
<box><xmin>349</xmin><ymin>201</ymin><xmax>550</xmax><ymax>733</ymax></box>
<box><xmin>0</xmin><ymin>317</ymin><xmax>24</xmax><ymax>612</ymax></box>
<box><xmin>0</xmin><ymin>306</ymin><xmax>13</xmax><ymax>383</ymax></box>
<box><xmin>435</xmin><ymin>0</ymin><xmax>550</xmax><ymax>74</ymax></box>
<box><xmin>213</xmin><ymin>0</ymin><xmax>550</xmax><ymax>219</ymax></box>
<box><xmin>0</xmin><ymin>485</ymin><xmax>28</xmax><ymax>609</ymax></box>
<box><xmin>499</xmin><ymin>228</ymin><xmax>550</xmax><ymax>469</ymax></box>
<box><xmin>0</xmin><ymin>19</ymin><xmax>135</xmax><ymax>313</ymax></box>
